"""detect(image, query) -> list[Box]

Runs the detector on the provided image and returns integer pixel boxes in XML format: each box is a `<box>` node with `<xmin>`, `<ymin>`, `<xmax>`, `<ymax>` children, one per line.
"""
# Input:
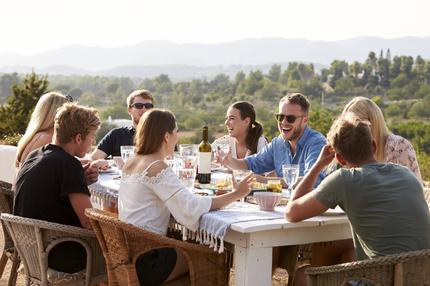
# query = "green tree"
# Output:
<box><xmin>413</xmin><ymin>56</ymin><xmax>426</xmax><ymax>83</ymax></box>
<box><xmin>329</xmin><ymin>60</ymin><xmax>349</xmax><ymax>86</ymax></box>
<box><xmin>0</xmin><ymin>72</ymin><xmax>48</xmax><ymax>137</ymax></box>
<box><xmin>244</xmin><ymin>70</ymin><xmax>264</xmax><ymax>95</ymax></box>
<box><xmin>349</xmin><ymin>61</ymin><xmax>362</xmax><ymax>81</ymax></box>
<box><xmin>0</xmin><ymin>73</ymin><xmax>20</xmax><ymax>103</ymax></box>
<box><xmin>390</xmin><ymin>56</ymin><xmax>402</xmax><ymax>79</ymax></box>
<box><xmin>267</xmin><ymin>64</ymin><xmax>282</xmax><ymax>82</ymax></box>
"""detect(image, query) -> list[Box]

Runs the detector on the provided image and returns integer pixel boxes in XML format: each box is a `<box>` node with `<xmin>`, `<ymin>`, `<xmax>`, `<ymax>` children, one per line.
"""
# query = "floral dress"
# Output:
<box><xmin>385</xmin><ymin>133</ymin><xmax>422</xmax><ymax>183</ymax></box>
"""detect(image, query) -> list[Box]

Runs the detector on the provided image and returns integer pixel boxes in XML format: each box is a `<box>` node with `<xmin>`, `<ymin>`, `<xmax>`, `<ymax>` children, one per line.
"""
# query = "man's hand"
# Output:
<box><xmin>91</xmin><ymin>159</ymin><xmax>109</xmax><ymax>170</ymax></box>
<box><xmin>83</xmin><ymin>162</ymin><xmax>99</xmax><ymax>185</ymax></box>
<box><xmin>315</xmin><ymin>144</ymin><xmax>336</xmax><ymax>169</ymax></box>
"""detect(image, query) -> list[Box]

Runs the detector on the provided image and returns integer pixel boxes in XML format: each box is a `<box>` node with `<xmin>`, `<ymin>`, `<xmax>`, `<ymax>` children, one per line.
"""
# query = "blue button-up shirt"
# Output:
<box><xmin>245</xmin><ymin>126</ymin><xmax>327</xmax><ymax>187</ymax></box>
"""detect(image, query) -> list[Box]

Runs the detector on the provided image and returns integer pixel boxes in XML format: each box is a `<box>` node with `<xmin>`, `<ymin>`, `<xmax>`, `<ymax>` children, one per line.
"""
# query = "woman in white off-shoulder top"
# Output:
<box><xmin>118</xmin><ymin>108</ymin><xmax>254</xmax><ymax>285</ymax></box>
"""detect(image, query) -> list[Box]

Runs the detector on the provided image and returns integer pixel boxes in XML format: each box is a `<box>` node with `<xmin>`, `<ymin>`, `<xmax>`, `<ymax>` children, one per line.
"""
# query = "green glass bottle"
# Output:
<box><xmin>198</xmin><ymin>126</ymin><xmax>212</xmax><ymax>184</ymax></box>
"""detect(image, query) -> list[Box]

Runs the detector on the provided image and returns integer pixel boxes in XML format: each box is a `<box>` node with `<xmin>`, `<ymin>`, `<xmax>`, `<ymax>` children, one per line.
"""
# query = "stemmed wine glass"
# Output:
<box><xmin>282</xmin><ymin>164</ymin><xmax>299</xmax><ymax>194</ymax></box>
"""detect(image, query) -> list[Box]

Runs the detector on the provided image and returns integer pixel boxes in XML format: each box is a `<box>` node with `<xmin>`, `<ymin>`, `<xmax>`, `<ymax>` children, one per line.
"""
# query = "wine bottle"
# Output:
<box><xmin>198</xmin><ymin>126</ymin><xmax>212</xmax><ymax>184</ymax></box>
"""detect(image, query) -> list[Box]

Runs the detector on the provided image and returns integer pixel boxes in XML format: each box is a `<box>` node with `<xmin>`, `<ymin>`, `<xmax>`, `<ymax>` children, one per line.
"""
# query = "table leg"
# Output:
<box><xmin>234</xmin><ymin>245</ymin><xmax>272</xmax><ymax>286</ymax></box>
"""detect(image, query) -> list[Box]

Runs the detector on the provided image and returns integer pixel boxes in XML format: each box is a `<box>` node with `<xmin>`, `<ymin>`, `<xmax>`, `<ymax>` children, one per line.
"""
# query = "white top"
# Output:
<box><xmin>118</xmin><ymin>160</ymin><xmax>212</xmax><ymax>235</ymax></box>
<box><xmin>213</xmin><ymin>135</ymin><xmax>268</xmax><ymax>159</ymax></box>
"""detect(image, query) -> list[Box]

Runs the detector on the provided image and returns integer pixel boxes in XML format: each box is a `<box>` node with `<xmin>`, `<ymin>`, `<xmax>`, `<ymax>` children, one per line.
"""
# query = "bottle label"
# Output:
<box><xmin>198</xmin><ymin>152</ymin><xmax>211</xmax><ymax>173</ymax></box>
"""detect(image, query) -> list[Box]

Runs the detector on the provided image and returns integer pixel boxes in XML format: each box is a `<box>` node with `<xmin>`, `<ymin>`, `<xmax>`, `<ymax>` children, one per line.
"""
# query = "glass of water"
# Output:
<box><xmin>120</xmin><ymin>145</ymin><xmax>135</xmax><ymax>163</ymax></box>
<box><xmin>178</xmin><ymin>168</ymin><xmax>197</xmax><ymax>190</ymax></box>
<box><xmin>166</xmin><ymin>155</ymin><xmax>182</xmax><ymax>176</ymax></box>
<box><xmin>179</xmin><ymin>144</ymin><xmax>198</xmax><ymax>157</ymax></box>
<box><xmin>282</xmin><ymin>164</ymin><xmax>299</xmax><ymax>191</ymax></box>
<box><xmin>233</xmin><ymin>169</ymin><xmax>252</xmax><ymax>202</ymax></box>
<box><xmin>215</xmin><ymin>142</ymin><xmax>230</xmax><ymax>161</ymax></box>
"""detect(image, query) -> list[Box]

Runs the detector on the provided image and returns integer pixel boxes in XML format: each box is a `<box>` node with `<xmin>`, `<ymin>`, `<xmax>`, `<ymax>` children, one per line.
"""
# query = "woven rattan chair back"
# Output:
<box><xmin>305</xmin><ymin>249</ymin><xmax>430</xmax><ymax>286</ymax></box>
<box><xmin>85</xmin><ymin>208</ymin><xmax>230</xmax><ymax>286</ymax></box>
<box><xmin>1</xmin><ymin>213</ymin><xmax>106</xmax><ymax>286</ymax></box>
<box><xmin>0</xmin><ymin>181</ymin><xmax>19</xmax><ymax>286</ymax></box>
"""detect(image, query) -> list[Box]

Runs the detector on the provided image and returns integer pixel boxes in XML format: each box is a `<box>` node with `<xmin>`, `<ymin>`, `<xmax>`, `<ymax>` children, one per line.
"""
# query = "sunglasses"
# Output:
<box><xmin>131</xmin><ymin>102</ymin><xmax>154</xmax><ymax>110</ymax></box>
<box><xmin>275</xmin><ymin>113</ymin><xmax>305</xmax><ymax>123</ymax></box>
<box><xmin>65</xmin><ymin>95</ymin><xmax>74</xmax><ymax>102</ymax></box>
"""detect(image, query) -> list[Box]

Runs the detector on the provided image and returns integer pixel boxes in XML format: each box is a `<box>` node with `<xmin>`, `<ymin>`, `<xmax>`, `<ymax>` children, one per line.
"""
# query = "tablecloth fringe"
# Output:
<box><xmin>168</xmin><ymin>222</ymin><xmax>225</xmax><ymax>253</ymax></box>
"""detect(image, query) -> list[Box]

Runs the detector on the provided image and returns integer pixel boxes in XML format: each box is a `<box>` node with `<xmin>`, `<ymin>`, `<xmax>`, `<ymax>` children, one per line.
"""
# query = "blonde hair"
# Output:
<box><xmin>53</xmin><ymin>103</ymin><xmax>100</xmax><ymax>144</ymax></box>
<box><xmin>341</xmin><ymin>97</ymin><xmax>390</xmax><ymax>162</ymax></box>
<box><xmin>15</xmin><ymin>92</ymin><xmax>69</xmax><ymax>166</ymax></box>
<box><xmin>327</xmin><ymin>117</ymin><xmax>373</xmax><ymax>165</ymax></box>
<box><xmin>126</xmin><ymin>89</ymin><xmax>154</xmax><ymax>107</ymax></box>
<box><xmin>135</xmin><ymin>109</ymin><xmax>176</xmax><ymax>155</ymax></box>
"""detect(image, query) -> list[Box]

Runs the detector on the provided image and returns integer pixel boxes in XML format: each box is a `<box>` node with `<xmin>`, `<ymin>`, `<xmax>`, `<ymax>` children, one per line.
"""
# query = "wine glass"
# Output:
<box><xmin>282</xmin><ymin>164</ymin><xmax>299</xmax><ymax>193</ymax></box>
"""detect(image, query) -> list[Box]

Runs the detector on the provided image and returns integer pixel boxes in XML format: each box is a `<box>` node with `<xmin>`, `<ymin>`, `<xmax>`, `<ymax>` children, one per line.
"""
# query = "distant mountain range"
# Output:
<box><xmin>1</xmin><ymin>37</ymin><xmax>430</xmax><ymax>80</ymax></box>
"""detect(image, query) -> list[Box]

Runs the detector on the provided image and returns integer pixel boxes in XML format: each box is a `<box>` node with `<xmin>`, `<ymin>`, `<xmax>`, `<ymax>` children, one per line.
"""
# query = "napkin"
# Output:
<box><xmin>187</xmin><ymin>202</ymin><xmax>284</xmax><ymax>253</ymax></box>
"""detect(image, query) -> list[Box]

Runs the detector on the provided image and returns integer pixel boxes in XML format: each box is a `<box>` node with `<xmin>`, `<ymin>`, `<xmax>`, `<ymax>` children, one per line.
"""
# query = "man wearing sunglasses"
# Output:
<box><xmin>90</xmin><ymin>89</ymin><xmax>154</xmax><ymax>160</ymax></box>
<box><xmin>221</xmin><ymin>93</ymin><xmax>327</xmax><ymax>187</ymax></box>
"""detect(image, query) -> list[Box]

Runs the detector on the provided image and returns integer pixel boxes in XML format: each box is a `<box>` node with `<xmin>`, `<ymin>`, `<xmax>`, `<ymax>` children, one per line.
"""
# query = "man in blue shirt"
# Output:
<box><xmin>222</xmin><ymin>93</ymin><xmax>327</xmax><ymax>187</ymax></box>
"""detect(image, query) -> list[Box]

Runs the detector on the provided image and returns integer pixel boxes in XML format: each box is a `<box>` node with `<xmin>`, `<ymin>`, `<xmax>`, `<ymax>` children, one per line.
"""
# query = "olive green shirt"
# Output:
<box><xmin>314</xmin><ymin>162</ymin><xmax>430</xmax><ymax>260</ymax></box>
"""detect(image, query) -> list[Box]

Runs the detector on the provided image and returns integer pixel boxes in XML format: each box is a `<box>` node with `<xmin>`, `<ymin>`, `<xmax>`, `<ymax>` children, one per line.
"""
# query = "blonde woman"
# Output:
<box><xmin>342</xmin><ymin>96</ymin><xmax>422</xmax><ymax>182</ymax></box>
<box><xmin>15</xmin><ymin>92</ymin><xmax>70</xmax><ymax>167</ymax></box>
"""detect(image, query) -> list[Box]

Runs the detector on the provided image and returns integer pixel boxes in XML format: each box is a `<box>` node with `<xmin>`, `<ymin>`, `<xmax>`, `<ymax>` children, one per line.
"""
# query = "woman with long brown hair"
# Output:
<box><xmin>213</xmin><ymin>101</ymin><xmax>267</xmax><ymax>159</ymax></box>
<box><xmin>118</xmin><ymin>108</ymin><xmax>254</xmax><ymax>285</ymax></box>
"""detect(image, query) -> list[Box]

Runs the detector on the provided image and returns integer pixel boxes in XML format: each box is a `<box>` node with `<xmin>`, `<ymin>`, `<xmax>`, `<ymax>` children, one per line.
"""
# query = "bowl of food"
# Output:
<box><xmin>254</xmin><ymin>192</ymin><xmax>281</xmax><ymax>211</ymax></box>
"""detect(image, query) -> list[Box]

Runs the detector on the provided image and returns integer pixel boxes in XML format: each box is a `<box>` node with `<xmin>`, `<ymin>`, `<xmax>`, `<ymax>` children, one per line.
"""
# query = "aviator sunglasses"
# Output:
<box><xmin>275</xmin><ymin>113</ymin><xmax>305</xmax><ymax>123</ymax></box>
<box><xmin>131</xmin><ymin>102</ymin><xmax>154</xmax><ymax>109</ymax></box>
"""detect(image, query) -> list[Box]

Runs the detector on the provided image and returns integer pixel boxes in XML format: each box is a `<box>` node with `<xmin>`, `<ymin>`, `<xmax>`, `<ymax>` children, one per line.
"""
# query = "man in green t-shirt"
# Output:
<box><xmin>285</xmin><ymin>118</ymin><xmax>430</xmax><ymax>261</ymax></box>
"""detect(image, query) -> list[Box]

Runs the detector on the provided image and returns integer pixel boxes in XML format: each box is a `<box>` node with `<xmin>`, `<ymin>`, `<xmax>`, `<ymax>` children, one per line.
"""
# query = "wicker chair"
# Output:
<box><xmin>305</xmin><ymin>249</ymin><xmax>430</xmax><ymax>286</ymax></box>
<box><xmin>0</xmin><ymin>181</ymin><xmax>19</xmax><ymax>286</ymax></box>
<box><xmin>85</xmin><ymin>208</ymin><xmax>231</xmax><ymax>286</ymax></box>
<box><xmin>1</xmin><ymin>213</ymin><xmax>106</xmax><ymax>286</ymax></box>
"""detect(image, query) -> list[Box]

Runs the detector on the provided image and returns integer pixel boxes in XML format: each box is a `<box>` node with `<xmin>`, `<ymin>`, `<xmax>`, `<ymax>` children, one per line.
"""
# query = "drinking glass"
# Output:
<box><xmin>181</xmin><ymin>155</ymin><xmax>198</xmax><ymax>170</ymax></box>
<box><xmin>120</xmin><ymin>145</ymin><xmax>135</xmax><ymax>163</ymax></box>
<box><xmin>282</xmin><ymin>164</ymin><xmax>299</xmax><ymax>191</ymax></box>
<box><xmin>166</xmin><ymin>155</ymin><xmax>182</xmax><ymax>176</ymax></box>
<box><xmin>233</xmin><ymin>169</ymin><xmax>252</xmax><ymax>202</ymax></box>
<box><xmin>179</xmin><ymin>144</ymin><xmax>198</xmax><ymax>157</ymax></box>
<box><xmin>215</xmin><ymin>142</ymin><xmax>230</xmax><ymax>160</ymax></box>
<box><xmin>178</xmin><ymin>168</ymin><xmax>197</xmax><ymax>190</ymax></box>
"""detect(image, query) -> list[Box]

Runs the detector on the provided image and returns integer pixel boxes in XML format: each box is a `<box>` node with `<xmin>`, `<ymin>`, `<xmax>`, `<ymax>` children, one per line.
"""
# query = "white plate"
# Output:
<box><xmin>99</xmin><ymin>168</ymin><xmax>119</xmax><ymax>174</ymax></box>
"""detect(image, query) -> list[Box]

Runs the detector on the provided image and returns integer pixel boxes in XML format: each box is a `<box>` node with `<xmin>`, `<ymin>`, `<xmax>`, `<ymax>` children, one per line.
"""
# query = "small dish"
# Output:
<box><xmin>254</xmin><ymin>192</ymin><xmax>281</xmax><ymax>211</ymax></box>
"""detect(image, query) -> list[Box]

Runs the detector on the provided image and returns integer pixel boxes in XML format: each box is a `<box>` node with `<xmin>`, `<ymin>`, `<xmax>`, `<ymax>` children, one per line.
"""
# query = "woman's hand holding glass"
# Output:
<box><xmin>214</xmin><ymin>146</ymin><xmax>232</xmax><ymax>166</ymax></box>
<box><xmin>231</xmin><ymin>171</ymin><xmax>255</xmax><ymax>199</ymax></box>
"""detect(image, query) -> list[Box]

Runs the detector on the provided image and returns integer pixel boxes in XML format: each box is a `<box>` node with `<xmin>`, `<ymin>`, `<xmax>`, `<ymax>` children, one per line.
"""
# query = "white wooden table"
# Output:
<box><xmin>90</xmin><ymin>171</ymin><xmax>352</xmax><ymax>286</ymax></box>
<box><xmin>224</xmin><ymin>211</ymin><xmax>351</xmax><ymax>285</ymax></box>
